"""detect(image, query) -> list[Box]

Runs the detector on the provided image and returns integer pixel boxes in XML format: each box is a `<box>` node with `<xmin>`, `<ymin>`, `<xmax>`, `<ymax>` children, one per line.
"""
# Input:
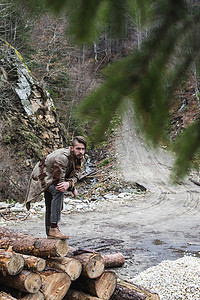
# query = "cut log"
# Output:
<box><xmin>21</xmin><ymin>291</ymin><xmax>44</xmax><ymax>300</ymax></box>
<box><xmin>71</xmin><ymin>253</ymin><xmax>104</xmax><ymax>279</ymax></box>
<box><xmin>64</xmin><ymin>289</ymin><xmax>102</xmax><ymax>300</ymax></box>
<box><xmin>0</xmin><ymin>249</ymin><xmax>24</xmax><ymax>275</ymax></box>
<box><xmin>47</xmin><ymin>257</ymin><xmax>82</xmax><ymax>281</ymax></box>
<box><xmin>68</xmin><ymin>246</ymin><xmax>125</xmax><ymax>269</ymax></box>
<box><xmin>22</xmin><ymin>254</ymin><xmax>46</xmax><ymax>272</ymax></box>
<box><xmin>111</xmin><ymin>279</ymin><xmax>160</xmax><ymax>300</ymax></box>
<box><xmin>72</xmin><ymin>271</ymin><xmax>117</xmax><ymax>300</ymax></box>
<box><xmin>103</xmin><ymin>253</ymin><xmax>125</xmax><ymax>268</ymax></box>
<box><xmin>0</xmin><ymin>227</ymin><xmax>32</xmax><ymax>239</ymax></box>
<box><xmin>0</xmin><ymin>287</ymin><xmax>44</xmax><ymax>300</ymax></box>
<box><xmin>39</xmin><ymin>269</ymin><xmax>71</xmax><ymax>300</ymax></box>
<box><xmin>0</xmin><ymin>291</ymin><xmax>17</xmax><ymax>300</ymax></box>
<box><xmin>0</xmin><ymin>270</ymin><xmax>42</xmax><ymax>294</ymax></box>
<box><xmin>0</xmin><ymin>236</ymin><xmax>68</xmax><ymax>258</ymax></box>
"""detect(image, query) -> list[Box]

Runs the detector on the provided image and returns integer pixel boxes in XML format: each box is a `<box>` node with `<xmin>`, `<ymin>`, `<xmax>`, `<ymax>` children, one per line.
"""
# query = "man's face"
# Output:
<box><xmin>71</xmin><ymin>142</ymin><xmax>85</xmax><ymax>159</ymax></box>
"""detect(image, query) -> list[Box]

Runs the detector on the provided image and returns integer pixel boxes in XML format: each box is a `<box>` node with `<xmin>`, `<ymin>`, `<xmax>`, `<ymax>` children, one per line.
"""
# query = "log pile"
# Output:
<box><xmin>0</xmin><ymin>227</ymin><xmax>159</xmax><ymax>300</ymax></box>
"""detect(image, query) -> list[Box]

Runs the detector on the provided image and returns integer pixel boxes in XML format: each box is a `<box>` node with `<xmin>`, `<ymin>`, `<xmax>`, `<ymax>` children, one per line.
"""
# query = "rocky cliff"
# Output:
<box><xmin>0</xmin><ymin>39</ymin><xmax>66</xmax><ymax>202</ymax></box>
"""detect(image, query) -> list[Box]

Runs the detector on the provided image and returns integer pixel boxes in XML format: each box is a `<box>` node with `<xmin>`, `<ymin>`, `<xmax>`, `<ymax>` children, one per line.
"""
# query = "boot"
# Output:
<box><xmin>47</xmin><ymin>227</ymin><xmax>69</xmax><ymax>239</ymax></box>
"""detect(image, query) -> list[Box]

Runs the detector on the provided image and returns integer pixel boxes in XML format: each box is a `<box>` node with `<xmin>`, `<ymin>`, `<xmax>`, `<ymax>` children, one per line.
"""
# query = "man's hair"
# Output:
<box><xmin>72</xmin><ymin>136</ymin><xmax>87</xmax><ymax>149</ymax></box>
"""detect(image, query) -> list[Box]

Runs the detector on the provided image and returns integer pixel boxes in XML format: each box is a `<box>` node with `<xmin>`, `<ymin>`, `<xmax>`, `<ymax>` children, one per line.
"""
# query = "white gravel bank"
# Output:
<box><xmin>132</xmin><ymin>255</ymin><xmax>200</xmax><ymax>299</ymax></box>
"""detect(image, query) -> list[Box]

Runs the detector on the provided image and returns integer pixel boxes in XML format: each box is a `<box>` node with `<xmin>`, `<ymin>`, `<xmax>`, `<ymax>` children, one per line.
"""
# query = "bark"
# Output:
<box><xmin>68</xmin><ymin>246</ymin><xmax>125</xmax><ymax>268</ymax></box>
<box><xmin>39</xmin><ymin>269</ymin><xmax>71</xmax><ymax>300</ymax></box>
<box><xmin>0</xmin><ymin>270</ymin><xmax>42</xmax><ymax>294</ymax></box>
<box><xmin>0</xmin><ymin>236</ymin><xmax>68</xmax><ymax>258</ymax></box>
<box><xmin>0</xmin><ymin>249</ymin><xmax>24</xmax><ymax>276</ymax></box>
<box><xmin>103</xmin><ymin>253</ymin><xmax>125</xmax><ymax>268</ymax></box>
<box><xmin>64</xmin><ymin>289</ymin><xmax>102</xmax><ymax>300</ymax></box>
<box><xmin>22</xmin><ymin>254</ymin><xmax>46</xmax><ymax>272</ymax></box>
<box><xmin>70</xmin><ymin>253</ymin><xmax>104</xmax><ymax>279</ymax></box>
<box><xmin>111</xmin><ymin>279</ymin><xmax>160</xmax><ymax>300</ymax></box>
<box><xmin>72</xmin><ymin>271</ymin><xmax>117</xmax><ymax>300</ymax></box>
<box><xmin>47</xmin><ymin>257</ymin><xmax>82</xmax><ymax>281</ymax></box>
<box><xmin>0</xmin><ymin>292</ymin><xmax>17</xmax><ymax>300</ymax></box>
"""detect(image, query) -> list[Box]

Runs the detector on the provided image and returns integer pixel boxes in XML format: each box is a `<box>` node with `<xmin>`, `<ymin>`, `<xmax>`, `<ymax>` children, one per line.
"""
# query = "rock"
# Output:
<box><xmin>0</xmin><ymin>40</ymin><xmax>66</xmax><ymax>203</ymax></box>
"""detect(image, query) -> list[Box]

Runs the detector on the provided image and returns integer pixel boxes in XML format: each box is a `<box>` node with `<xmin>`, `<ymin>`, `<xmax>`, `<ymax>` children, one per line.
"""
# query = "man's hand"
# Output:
<box><xmin>56</xmin><ymin>182</ymin><xmax>70</xmax><ymax>192</ymax></box>
<box><xmin>73</xmin><ymin>188</ymin><xmax>78</xmax><ymax>198</ymax></box>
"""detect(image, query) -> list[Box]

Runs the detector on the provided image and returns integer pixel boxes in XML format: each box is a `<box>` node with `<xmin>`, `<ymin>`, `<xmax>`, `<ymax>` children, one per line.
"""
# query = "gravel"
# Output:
<box><xmin>132</xmin><ymin>255</ymin><xmax>200</xmax><ymax>299</ymax></box>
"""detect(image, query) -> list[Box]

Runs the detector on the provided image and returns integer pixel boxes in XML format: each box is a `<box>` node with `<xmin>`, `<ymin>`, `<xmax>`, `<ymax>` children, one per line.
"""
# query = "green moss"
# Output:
<box><xmin>5</xmin><ymin>41</ymin><xmax>32</xmax><ymax>73</ymax></box>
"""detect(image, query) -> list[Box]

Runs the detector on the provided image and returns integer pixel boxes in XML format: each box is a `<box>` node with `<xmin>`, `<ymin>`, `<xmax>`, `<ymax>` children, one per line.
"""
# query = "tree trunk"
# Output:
<box><xmin>0</xmin><ymin>236</ymin><xmax>68</xmax><ymax>258</ymax></box>
<box><xmin>72</xmin><ymin>271</ymin><xmax>117</xmax><ymax>300</ymax></box>
<box><xmin>70</xmin><ymin>253</ymin><xmax>104</xmax><ymax>279</ymax></box>
<box><xmin>0</xmin><ymin>292</ymin><xmax>17</xmax><ymax>300</ymax></box>
<box><xmin>39</xmin><ymin>269</ymin><xmax>71</xmax><ymax>300</ymax></box>
<box><xmin>47</xmin><ymin>257</ymin><xmax>82</xmax><ymax>281</ymax></box>
<box><xmin>64</xmin><ymin>289</ymin><xmax>102</xmax><ymax>300</ymax></box>
<box><xmin>0</xmin><ymin>249</ymin><xmax>24</xmax><ymax>275</ymax></box>
<box><xmin>21</xmin><ymin>291</ymin><xmax>44</xmax><ymax>300</ymax></box>
<box><xmin>0</xmin><ymin>270</ymin><xmax>42</xmax><ymax>294</ymax></box>
<box><xmin>111</xmin><ymin>279</ymin><xmax>160</xmax><ymax>300</ymax></box>
<box><xmin>22</xmin><ymin>254</ymin><xmax>46</xmax><ymax>272</ymax></box>
<box><xmin>103</xmin><ymin>253</ymin><xmax>125</xmax><ymax>268</ymax></box>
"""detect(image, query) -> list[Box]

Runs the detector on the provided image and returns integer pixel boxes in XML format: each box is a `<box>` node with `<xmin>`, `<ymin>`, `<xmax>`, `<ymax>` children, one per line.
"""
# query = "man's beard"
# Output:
<box><xmin>74</xmin><ymin>153</ymin><xmax>83</xmax><ymax>160</ymax></box>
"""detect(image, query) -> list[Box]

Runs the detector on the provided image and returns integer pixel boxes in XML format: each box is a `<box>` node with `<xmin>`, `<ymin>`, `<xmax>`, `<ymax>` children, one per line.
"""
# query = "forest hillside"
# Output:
<box><xmin>0</xmin><ymin>2</ymin><xmax>200</xmax><ymax>202</ymax></box>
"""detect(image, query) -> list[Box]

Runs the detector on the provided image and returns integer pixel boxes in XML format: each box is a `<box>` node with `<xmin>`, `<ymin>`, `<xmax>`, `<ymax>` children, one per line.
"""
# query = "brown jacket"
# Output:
<box><xmin>25</xmin><ymin>147</ymin><xmax>83</xmax><ymax>209</ymax></box>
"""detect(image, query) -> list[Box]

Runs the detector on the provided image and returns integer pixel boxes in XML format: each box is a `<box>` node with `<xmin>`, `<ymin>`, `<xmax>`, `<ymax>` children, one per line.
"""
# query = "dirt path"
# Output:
<box><xmin>5</xmin><ymin>110</ymin><xmax>200</xmax><ymax>279</ymax></box>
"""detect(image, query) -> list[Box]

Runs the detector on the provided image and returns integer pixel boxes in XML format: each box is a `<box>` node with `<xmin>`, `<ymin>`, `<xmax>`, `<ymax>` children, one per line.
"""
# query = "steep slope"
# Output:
<box><xmin>0</xmin><ymin>40</ymin><xmax>65</xmax><ymax>202</ymax></box>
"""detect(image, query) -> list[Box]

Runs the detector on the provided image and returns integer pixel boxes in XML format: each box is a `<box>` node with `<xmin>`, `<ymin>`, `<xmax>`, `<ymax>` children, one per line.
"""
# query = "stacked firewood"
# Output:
<box><xmin>0</xmin><ymin>227</ymin><xmax>159</xmax><ymax>300</ymax></box>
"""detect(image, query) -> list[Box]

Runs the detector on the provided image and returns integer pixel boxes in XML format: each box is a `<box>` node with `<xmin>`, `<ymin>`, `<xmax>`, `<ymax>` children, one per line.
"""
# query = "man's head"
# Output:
<box><xmin>71</xmin><ymin>136</ymin><xmax>87</xmax><ymax>159</ymax></box>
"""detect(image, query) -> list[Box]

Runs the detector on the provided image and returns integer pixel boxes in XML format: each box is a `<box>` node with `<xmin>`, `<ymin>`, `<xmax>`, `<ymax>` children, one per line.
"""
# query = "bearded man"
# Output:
<box><xmin>25</xmin><ymin>136</ymin><xmax>87</xmax><ymax>239</ymax></box>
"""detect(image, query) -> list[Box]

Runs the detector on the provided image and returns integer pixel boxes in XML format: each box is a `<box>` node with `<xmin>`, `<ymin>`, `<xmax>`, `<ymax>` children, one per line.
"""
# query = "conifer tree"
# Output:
<box><xmin>15</xmin><ymin>0</ymin><xmax>200</xmax><ymax>179</ymax></box>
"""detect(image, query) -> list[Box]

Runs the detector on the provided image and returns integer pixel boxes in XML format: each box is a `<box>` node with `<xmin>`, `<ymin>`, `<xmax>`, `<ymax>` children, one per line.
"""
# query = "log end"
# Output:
<box><xmin>86</xmin><ymin>254</ymin><xmax>105</xmax><ymax>279</ymax></box>
<box><xmin>24</xmin><ymin>272</ymin><xmax>42</xmax><ymax>294</ymax></box>
<box><xmin>95</xmin><ymin>271</ymin><xmax>117</xmax><ymax>300</ymax></box>
<box><xmin>7</xmin><ymin>253</ymin><xmax>24</xmax><ymax>276</ymax></box>
<box><xmin>64</xmin><ymin>258</ymin><xmax>82</xmax><ymax>281</ymax></box>
<box><xmin>40</xmin><ymin>271</ymin><xmax>71</xmax><ymax>300</ymax></box>
<box><xmin>55</xmin><ymin>240</ymin><xmax>69</xmax><ymax>258</ymax></box>
<box><xmin>36</xmin><ymin>258</ymin><xmax>46</xmax><ymax>272</ymax></box>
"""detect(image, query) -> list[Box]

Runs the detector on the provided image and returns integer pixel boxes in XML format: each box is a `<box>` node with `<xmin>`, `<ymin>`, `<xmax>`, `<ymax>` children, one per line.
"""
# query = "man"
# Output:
<box><xmin>25</xmin><ymin>136</ymin><xmax>87</xmax><ymax>239</ymax></box>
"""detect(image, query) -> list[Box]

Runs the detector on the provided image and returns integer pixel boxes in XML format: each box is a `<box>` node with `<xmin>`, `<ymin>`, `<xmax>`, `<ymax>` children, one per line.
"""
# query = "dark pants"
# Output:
<box><xmin>44</xmin><ymin>184</ymin><xmax>64</xmax><ymax>235</ymax></box>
